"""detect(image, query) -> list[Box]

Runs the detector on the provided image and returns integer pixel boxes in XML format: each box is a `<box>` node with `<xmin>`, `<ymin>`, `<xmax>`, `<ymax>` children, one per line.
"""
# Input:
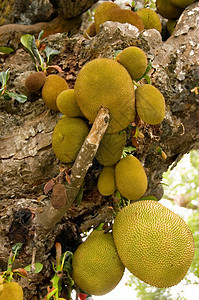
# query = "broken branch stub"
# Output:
<box><xmin>35</xmin><ymin>106</ymin><xmax>110</xmax><ymax>230</ymax></box>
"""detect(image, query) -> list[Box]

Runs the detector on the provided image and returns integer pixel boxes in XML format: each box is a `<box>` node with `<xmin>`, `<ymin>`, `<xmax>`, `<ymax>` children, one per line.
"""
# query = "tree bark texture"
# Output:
<box><xmin>0</xmin><ymin>2</ymin><xmax>199</xmax><ymax>299</ymax></box>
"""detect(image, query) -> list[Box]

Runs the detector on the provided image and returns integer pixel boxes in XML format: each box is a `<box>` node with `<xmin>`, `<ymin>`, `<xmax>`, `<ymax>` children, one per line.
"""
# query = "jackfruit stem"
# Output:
<box><xmin>35</xmin><ymin>107</ymin><xmax>110</xmax><ymax>231</ymax></box>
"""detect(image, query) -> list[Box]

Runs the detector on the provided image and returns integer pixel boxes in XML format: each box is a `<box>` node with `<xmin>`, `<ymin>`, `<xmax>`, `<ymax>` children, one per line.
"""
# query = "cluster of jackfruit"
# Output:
<box><xmin>84</xmin><ymin>2</ymin><xmax>164</xmax><ymax>39</ymax></box>
<box><xmin>72</xmin><ymin>200</ymin><xmax>195</xmax><ymax>295</ymax></box>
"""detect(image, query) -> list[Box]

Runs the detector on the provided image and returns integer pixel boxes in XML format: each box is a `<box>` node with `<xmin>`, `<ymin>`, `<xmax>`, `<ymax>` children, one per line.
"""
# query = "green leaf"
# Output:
<box><xmin>7</xmin><ymin>92</ymin><xmax>27</xmax><ymax>103</ymax></box>
<box><xmin>61</xmin><ymin>251</ymin><xmax>73</xmax><ymax>274</ymax></box>
<box><xmin>144</xmin><ymin>74</ymin><xmax>151</xmax><ymax>84</ymax></box>
<box><xmin>37</xmin><ymin>30</ymin><xmax>44</xmax><ymax>42</ymax></box>
<box><xmin>0</xmin><ymin>69</ymin><xmax>10</xmax><ymax>87</ymax></box>
<box><xmin>12</xmin><ymin>243</ymin><xmax>23</xmax><ymax>258</ymax></box>
<box><xmin>140</xmin><ymin>196</ymin><xmax>158</xmax><ymax>201</ymax></box>
<box><xmin>95</xmin><ymin>223</ymin><xmax>104</xmax><ymax>231</ymax></box>
<box><xmin>31</xmin><ymin>36</ymin><xmax>44</xmax><ymax>68</ymax></box>
<box><xmin>44</xmin><ymin>46</ymin><xmax>60</xmax><ymax>63</ymax></box>
<box><xmin>20</xmin><ymin>34</ymin><xmax>36</xmax><ymax>65</ymax></box>
<box><xmin>24</xmin><ymin>263</ymin><xmax>43</xmax><ymax>274</ymax></box>
<box><xmin>0</xmin><ymin>47</ymin><xmax>14</xmax><ymax>54</ymax></box>
<box><xmin>113</xmin><ymin>50</ymin><xmax>122</xmax><ymax>59</ymax></box>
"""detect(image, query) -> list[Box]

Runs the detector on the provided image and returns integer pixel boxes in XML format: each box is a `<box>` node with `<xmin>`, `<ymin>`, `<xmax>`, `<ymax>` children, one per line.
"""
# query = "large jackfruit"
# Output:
<box><xmin>135</xmin><ymin>84</ymin><xmax>165</xmax><ymax>125</ymax></box>
<box><xmin>156</xmin><ymin>0</ymin><xmax>183</xmax><ymax>19</ymax></box>
<box><xmin>74</xmin><ymin>58</ymin><xmax>135</xmax><ymax>133</ymax></box>
<box><xmin>97</xmin><ymin>166</ymin><xmax>116</xmax><ymax>196</ymax></box>
<box><xmin>0</xmin><ymin>282</ymin><xmax>23</xmax><ymax>300</ymax></box>
<box><xmin>52</xmin><ymin>116</ymin><xmax>89</xmax><ymax>163</ymax></box>
<box><xmin>115</xmin><ymin>155</ymin><xmax>147</xmax><ymax>200</ymax></box>
<box><xmin>113</xmin><ymin>200</ymin><xmax>195</xmax><ymax>288</ymax></box>
<box><xmin>115</xmin><ymin>46</ymin><xmax>148</xmax><ymax>80</ymax></box>
<box><xmin>72</xmin><ymin>230</ymin><xmax>124</xmax><ymax>296</ymax></box>
<box><xmin>136</xmin><ymin>8</ymin><xmax>162</xmax><ymax>33</ymax></box>
<box><xmin>96</xmin><ymin>131</ymin><xmax>126</xmax><ymax>166</ymax></box>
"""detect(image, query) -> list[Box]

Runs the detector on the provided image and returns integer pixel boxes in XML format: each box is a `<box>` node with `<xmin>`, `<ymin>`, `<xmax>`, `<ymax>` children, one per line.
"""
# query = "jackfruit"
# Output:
<box><xmin>115</xmin><ymin>155</ymin><xmax>147</xmax><ymax>200</ymax></box>
<box><xmin>0</xmin><ymin>282</ymin><xmax>23</xmax><ymax>300</ymax></box>
<box><xmin>56</xmin><ymin>89</ymin><xmax>83</xmax><ymax>118</ymax></box>
<box><xmin>52</xmin><ymin>116</ymin><xmax>89</xmax><ymax>163</ymax></box>
<box><xmin>94</xmin><ymin>3</ymin><xmax>144</xmax><ymax>33</ymax></box>
<box><xmin>42</xmin><ymin>74</ymin><xmax>69</xmax><ymax>111</ymax></box>
<box><xmin>25</xmin><ymin>71</ymin><xmax>46</xmax><ymax>92</ymax></box>
<box><xmin>97</xmin><ymin>166</ymin><xmax>116</xmax><ymax>196</ymax></box>
<box><xmin>72</xmin><ymin>230</ymin><xmax>124</xmax><ymax>296</ymax></box>
<box><xmin>166</xmin><ymin>19</ymin><xmax>177</xmax><ymax>35</ymax></box>
<box><xmin>135</xmin><ymin>84</ymin><xmax>165</xmax><ymax>125</ymax></box>
<box><xmin>83</xmin><ymin>23</ymin><xmax>96</xmax><ymax>39</ymax></box>
<box><xmin>113</xmin><ymin>200</ymin><xmax>195</xmax><ymax>288</ymax></box>
<box><xmin>170</xmin><ymin>0</ymin><xmax>195</xmax><ymax>8</ymax></box>
<box><xmin>156</xmin><ymin>0</ymin><xmax>183</xmax><ymax>19</ymax></box>
<box><xmin>136</xmin><ymin>8</ymin><xmax>162</xmax><ymax>33</ymax></box>
<box><xmin>74</xmin><ymin>58</ymin><xmax>135</xmax><ymax>133</ymax></box>
<box><xmin>115</xmin><ymin>46</ymin><xmax>148</xmax><ymax>80</ymax></box>
<box><xmin>96</xmin><ymin>131</ymin><xmax>126</xmax><ymax>166</ymax></box>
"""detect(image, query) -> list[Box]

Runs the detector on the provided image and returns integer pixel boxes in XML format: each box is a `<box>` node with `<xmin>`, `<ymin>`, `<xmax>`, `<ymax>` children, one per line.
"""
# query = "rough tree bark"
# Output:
<box><xmin>0</xmin><ymin>1</ymin><xmax>199</xmax><ymax>299</ymax></box>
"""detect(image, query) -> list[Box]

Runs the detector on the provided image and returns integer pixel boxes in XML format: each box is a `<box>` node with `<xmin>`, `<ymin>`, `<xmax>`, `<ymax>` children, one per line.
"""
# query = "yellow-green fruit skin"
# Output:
<box><xmin>136</xmin><ymin>8</ymin><xmax>162</xmax><ymax>32</ymax></box>
<box><xmin>135</xmin><ymin>84</ymin><xmax>165</xmax><ymax>125</ymax></box>
<box><xmin>170</xmin><ymin>0</ymin><xmax>195</xmax><ymax>8</ymax></box>
<box><xmin>113</xmin><ymin>200</ymin><xmax>195</xmax><ymax>288</ymax></box>
<box><xmin>0</xmin><ymin>282</ymin><xmax>23</xmax><ymax>300</ymax></box>
<box><xmin>74</xmin><ymin>58</ymin><xmax>135</xmax><ymax>133</ymax></box>
<box><xmin>56</xmin><ymin>89</ymin><xmax>83</xmax><ymax>117</ymax></box>
<box><xmin>115</xmin><ymin>155</ymin><xmax>147</xmax><ymax>200</ymax></box>
<box><xmin>97</xmin><ymin>166</ymin><xmax>116</xmax><ymax>196</ymax></box>
<box><xmin>42</xmin><ymin>74</ymin><xmax>69</xmax><ymax>111</ymax></box>
<box><xmin>156</xmin><ymin>0</ymin><xmax>183</xmax><ymax>19</ymax></box>
<box><xmin>52</xmin><ymin>116</ymin><xmax>89</xmax><ymax>163</ymax></box>
<box><xmin>72</xmin><ymin>230</ymin><xmax>124</xmax><ymax>296</ymax></box>
<box><xmin>83</xmin><ymin>22</ymin><xmax>96</xmax><ymax>38</ymax></box>
<box><xmin>167</xmin><ymin>19</ymin><xmax>177</xmax><ymax>35</ymax></box>
<box><xmin>115</xmin><ymin>46</ymin><xmax>147</xmax><ymax>80</ymax></box>
<box><xmin>96</xmin><ymin>131</ymin><xmax>126</xmax><ymax>166</ymax></box>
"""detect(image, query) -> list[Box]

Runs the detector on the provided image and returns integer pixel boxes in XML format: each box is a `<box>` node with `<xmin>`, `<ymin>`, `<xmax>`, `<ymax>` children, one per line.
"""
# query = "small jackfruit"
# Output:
<box><xmin>115</xmin><ymin>155</ymin><xmax>147</xmax><ymax>200</ymax></box>
<box><xmin>115</xmin><ymin>46</ymin><xmax>147</xmax><ymax>80</ymax></box>
<box><xmin>170</xmin><ymin>0</ymin><xmax>195</xmax><ymax>8</ymax></box>
<box><xmin>0</xmin><ymin>282</ymin><xmax>23</xmax><ymax>300</ymax></box>
<box><xmin>56</xmin><ymin>89</ymin><xmax>83</xmax><ymax>117</ymax></box>
<box><xmin>96</xmin><ymin>131</ymin><xmax>126</xmax><ymax>166</ymax></box>
<box><xmin>42</xmin><ymin>74</ymin><xmax>69</xmax><ymax>111</ymax></box>
<box><xmin>113</xmin><ymin>200</ymin><xmax>195</xmax><ymax>288</ymax></box>
<box><xmin>135</xmin><ymin>84</ymin><xmax>165</xmax><ymax>125</ymax></box>
<box><xmin>52</xmin><ymin>116</ymin><xmax>89</xmax><ymax>163</ymax></box>
<box><xmin>74</xmin><ymin>58</ymin><xmax>135</xmax><ymax>133</ymax></box>
<box><xmin>25</xmin><ymin>71</ymin><xmax>46</xmax><ymax>92</ymax></box>
<box><xmin>72</xmin><ymin>230</ymin><xmax>124</xmax><ymax>296</ymax></box>
<box><xmin>136</xmin><ymin>8</ymin><xmax>162</xmax><ymax>33</ymax></box>
<box><xmin>83</xmin><ymin>23</ymin><xmax>96</xmax><ymax>39</ymax></box>
<box><xmin>97</xmin><ymin>166</ymin><xmax>116</xmax><ymax>196</ymax></box>
<box><xmin>156</xmin><ymin>0</ymin><xmax>183</xmax><ymax>19</ymax></box>
<box><xmin>95</xmin><ymin>4</ymin><xmax>144</xmax><ymax>33</ymax></box>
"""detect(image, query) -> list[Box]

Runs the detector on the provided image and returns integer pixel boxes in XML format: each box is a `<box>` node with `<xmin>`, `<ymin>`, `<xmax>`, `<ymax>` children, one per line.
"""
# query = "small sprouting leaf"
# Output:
<box><xmin>114</xmin><ymin>50</ymin><xmax>122</xmax><ymax>59</ymax></box>
<box><xmin>144</xmin><ymin>74</ymin><xmax>151</xmax><ymax>84</ymax></box>
<box><xmin>61</xmin><ymin>251</ymin><xmax>73</xmax><ymax>274</ymax></box>
<box><xmin>31</xmin><ymin>36</ymin><xmax>44</xmax><ymax>68</ymax></box>
<box><xmin>7</xmin><ymin>92</ymin><xmax>27</xmax><ymax>103</ymax></box>
<box><xmin>12</xmin><ymin>243</ymin><xmax>23</xmax><ymax>257</ymax></box>
<box><xmin>122</xmin><ymin>146</ymin><xmax>136</xmax><ymax>157</ymax></box>
<box><xmin>140</xmin><ymin>196</ymin><xmax>158</xmax><ymax>201</ymax></box>
<box><xmin>136</xmin><ymin>61</ymin><xmax>153</xmax><ymax>82</ymax></box>
<box><xmin>20</xmin><ymin>34</ymin><xmax>36</xmax><ymax>64</ymax></box>
<box><xmin>76</xmin><ymin>185</ymin><xmax>84</xmax><ymax>205</ymax></box>
<box><xmin>44</xmin><ymin>46</ymin><xmax>60</xmax><ymax>63</ymax></box>
<box><xmin>38</xmin><ymin>30</ymin><xmax>44</xmax><ymax>42</ymax></box>
<box><xmin>0</xmin><ymin>69</ymin><xmax>10</xmax><ymax>87</ymax></box>
<box><xmin>24</xmin><ymin>262</ymin><xmax>43</xmax><ymax>274</ymax></box>
<box><xmin>95</xmin><ymin>223</ymin><xmax>104</xmax><ymax>231</ymax></box>
<box><xmin>0</xmin><ymin>47</ymin><xmax>14</xmax><ymax>54</ymax></box>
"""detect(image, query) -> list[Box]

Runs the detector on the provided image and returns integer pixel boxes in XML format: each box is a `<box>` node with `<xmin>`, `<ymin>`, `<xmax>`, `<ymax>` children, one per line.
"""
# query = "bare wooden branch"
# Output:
<box><xmin>35</xmin><ymin>106</ymin><xmax>110</xmax><ymax>230</ymax></box>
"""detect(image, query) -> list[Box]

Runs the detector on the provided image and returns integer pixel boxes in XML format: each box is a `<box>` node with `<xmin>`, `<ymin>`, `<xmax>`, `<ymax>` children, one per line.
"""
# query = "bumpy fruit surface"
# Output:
<box><xmin>97</xmin><ymin>166</ymin><xmax>116</xmax><ymax>196</ymax></box>
<box><xmin>170</xmin><ymin>0</ymin><xmax>195</xmax><ymax>8</ymax></box>
<box><xmin>156</xmin><ymin>0</ymin><xmax>183</xmax><ymax>19</ymax></box>
<box><xmin>0</xmin><ymin>282</ymin><xmax>23</xmax><ymax>300</ymax></box>
<box><xmin>72</xmin><ymin>230</ymin><xmax>124</xmax><ymax>295</ymax></box>
<box><xmin>83</xmin><ymin>23</ymin><xmax>96</xmax><ymax>38</ymax></box>
<box><xmin>96</xmin><ymin>131</ymin><xmax>126</xmax><ymax>166</ymax></box>
<box><xmin>136</xmin><ymin>8</ymin><xmax>162</xmax><ymax>32</ymax></box>
<box><xmin>113</xmin><ymin>200</ymin><xmax>195</xmax><ymax>288</ymax></box>
<box><xmin>115</xmin><ymin>155</ymin><xmax>147</xmax><ymax>200</ymax></box>
<box><xmin>95</xmin><ymin>2</ymin><xmax>144</xmax><ymax>33</ymax></box>
<box><xmin>25</xmin><ymin>71</ymin><xmax>46</xmax><ymax>92</ymax></box>
<box><xmin>135</xmin><ymin>84</ymin><xmax>165</xmax><ymax>125</ymax></box>
<box><xmin>74</xmin><ymin>58</ymin><xmax>135</xmax><ymax>133</ymax></box>
<box><xmin>56</xmin><ymin>89</ymin><xmax>83</xmax><ymax>117</ymax></box>
<box><xmin>115</xmin><ymin>46</ymin><xmax>147</xmax><ymax>80</ymax></box>
<box><xmin>52</xmin><ymin>116</ymin><xmax>89</xmax><ymax>163</ymax></box>
<box><xmin>42</xmin><ymin>74</ymin><xmax>69</xmax><ymax>110</ymax></box>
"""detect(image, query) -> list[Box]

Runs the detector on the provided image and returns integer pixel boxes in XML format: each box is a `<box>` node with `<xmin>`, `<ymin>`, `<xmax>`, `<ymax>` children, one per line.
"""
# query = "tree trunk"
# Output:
<box><xmin>0</xmin><ymin>2</ymin><xmax>199</xmax><ymax>299</ymax></box>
